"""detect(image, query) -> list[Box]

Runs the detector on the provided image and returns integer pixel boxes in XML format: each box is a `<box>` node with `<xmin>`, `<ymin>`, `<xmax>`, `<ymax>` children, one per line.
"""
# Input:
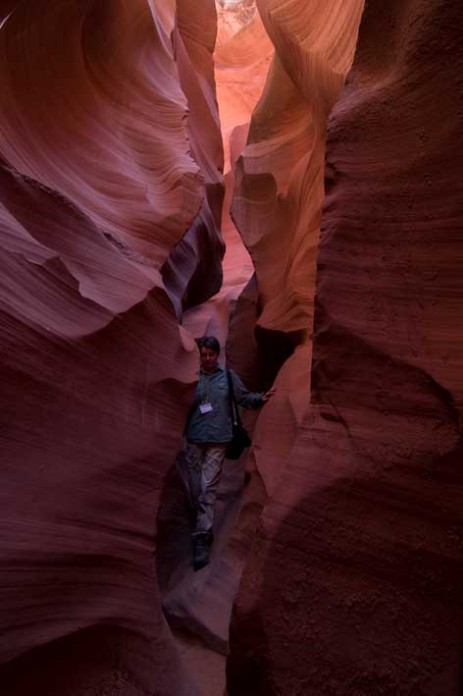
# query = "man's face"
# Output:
<box><xmin>200</xmin><ymin>347</ymin><xmax>219</xmax><ymax>373</ymax></box>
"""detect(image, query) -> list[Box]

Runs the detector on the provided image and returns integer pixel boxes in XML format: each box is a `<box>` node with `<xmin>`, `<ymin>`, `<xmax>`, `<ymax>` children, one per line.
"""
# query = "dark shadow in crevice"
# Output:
<box><xmin>0</xmin><ymin>625</ymin><xmax>161</xmax><ymax>696</ymax></box>
<box><xmin>155</xmin><ymin>450</ymin><xmax>194</xmax><ymax>596</ymax></box>
<box><xmin>162</xmin><ymin>194</ymin><xmax>225</xmax><ymax>316</ymax></box>
<box><xmin>227</xmin><ymin>608</ymin><xmax>276</xmax><ymax>696</ymax></box>
<box><xmin>227</xmin><ymin>446</ymin><xmax>463</xmax><ymax>696</ymax></box>
<box><xmin>226</xmin><ymin>274</ymin><xmax>306</xmax><ymax>393</ymax></box>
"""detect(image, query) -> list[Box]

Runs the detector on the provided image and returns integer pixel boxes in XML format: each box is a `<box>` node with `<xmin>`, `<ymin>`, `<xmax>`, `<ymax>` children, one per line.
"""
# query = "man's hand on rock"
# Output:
<box><xmin>261</xmin><ymin>387</ymin><xmax>276</xmax><ymax>403</ymax></box>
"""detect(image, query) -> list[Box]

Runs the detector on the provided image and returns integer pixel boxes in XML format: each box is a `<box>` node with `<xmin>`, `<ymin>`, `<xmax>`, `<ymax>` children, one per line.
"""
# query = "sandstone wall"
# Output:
<box><xmin>0</xmin><ymin>1</ymin><xmax>224</xmax><ymax>693</ymax></box>
<box><xmin>228</xmin><ymin>1</ymin><xmax>463</xmax><ymax>694</ymax></box>
<box><xmin>2</xmin><ymin>0</ymin><xmax>463</xmax><ymax>694</ymax></box>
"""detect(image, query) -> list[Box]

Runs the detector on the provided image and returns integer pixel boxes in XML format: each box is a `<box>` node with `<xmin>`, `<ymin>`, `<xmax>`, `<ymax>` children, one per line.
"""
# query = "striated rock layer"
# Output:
<box><xmin>232</xmin><ymin>0</ymin><xmax>365</xmax><ymax>335</ymax></box>
<box><xmin>154</xmin><ymin>6</ymin><xmax>273</xmax><ymax>685</ymax></box>
<box><xmin>228</xmin><ymin>1</ymin><xmax>463</xmax><ymax>694</ymax></box>
<box><xmin>226</xmin><ymin>0</ymin><xmax>365</xmax><ymax>514</ymax></box>
<box><xmin>0</xmin><ymin>1</ymin><xmax>225</xmax><ymax>694</ymax></box>
<box><xmin>3</xmin><ymin>0</ymin><xmax>463</xmax><ymax>693</ymax></box>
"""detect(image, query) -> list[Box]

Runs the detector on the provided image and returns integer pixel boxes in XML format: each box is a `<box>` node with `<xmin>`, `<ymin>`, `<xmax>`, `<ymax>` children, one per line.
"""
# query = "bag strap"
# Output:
<box><xmin>226</xmin><ymin>370</ymin><xmax>242</xmax><ymax>426</ymax></box>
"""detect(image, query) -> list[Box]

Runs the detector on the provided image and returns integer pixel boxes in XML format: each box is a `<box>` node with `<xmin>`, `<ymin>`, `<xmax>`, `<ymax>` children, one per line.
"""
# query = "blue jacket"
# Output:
<box><xmin>185</xmin><ymin>367</ymin><xmax>264</xmax><ymax>444</ymax></box>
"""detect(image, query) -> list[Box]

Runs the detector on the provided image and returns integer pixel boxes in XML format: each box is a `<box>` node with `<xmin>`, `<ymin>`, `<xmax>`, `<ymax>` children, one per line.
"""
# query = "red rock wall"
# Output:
<box><xmin>225</xmin><ymin>0</ymin><xmax>365</xmax><ymax>513</ymax></box>
<box><xmin>232</xmin><ymin>0</ymin><xmax>365</xmax><ymax>335</ymax></box>
<box><xmin>153</xmin><ymin>11</ymin><xmax>274</xmax><ymax>691</ymax></box>
<box><xmin>0</xmin><ymin>1</ymin><xmax>224</xmax><ymax>694</ymax></box>
<box><xmin>228</xmin><ymin>1</ymin><xmax>463</xmax><ymax>694</ymax></box>
<box><xmin>3</xmin><ymin>0</ymin><xmax>463</xmax><ymax>693</ymax></box>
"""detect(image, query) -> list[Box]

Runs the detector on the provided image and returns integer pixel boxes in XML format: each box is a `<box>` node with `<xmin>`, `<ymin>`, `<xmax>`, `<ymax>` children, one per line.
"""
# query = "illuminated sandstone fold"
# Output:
<box><xmin>232</xmin><ymin>0</ymin><xmax>365</xmax><ymax>334</ymax></box>
<box><xmin>225</xmin><ymin>0</ymin><xmax>365</xmax><ymax>552</ymax></box>
<box><xmin>0</xmin><ymin>1</ymin><xmax>223</xmax><ymax>694</ymax></box>
<box><xmin>214</xmin><ymin>1</ymin><xmax>273</xmax><ymax>297</ymax></box>
<box><xmin>162</xmin><ymin>0</ymin><xmax>226</xmax><ymax>313</ymax></box>
<box><xmin>155</xmin><ymin>3</ymin><xmax>274</xmax><ymax>672</ymax></box>
<box><xmin>229</xmin><ymin>2</ymin><xmax>463</xmax><ymax>695</ymax></box>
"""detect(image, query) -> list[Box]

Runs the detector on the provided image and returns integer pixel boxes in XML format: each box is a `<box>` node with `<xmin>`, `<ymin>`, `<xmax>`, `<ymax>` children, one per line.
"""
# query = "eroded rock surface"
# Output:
<box><xmin>2</xmin><ymin>0</ymin><xmax>463</xmax><ymax>694</ymax></box>
<box><xmin>232</xmin><ymin>0</ymin><xmax>365</xmax><ymax>335</ymax></box>
<box><xmin>228</xmin><ymin>1</ymin><xmax>463</xmax><ymax>694</ymax></box>
<box><xmin>156</xmin><ymin>1</ymin><xmax>273</xmax><ymax>676</ymax></box>
<box><xmin>0</xmin><ymin>1</ymin><xmax>224</xmax><ymax>694</ymax></box>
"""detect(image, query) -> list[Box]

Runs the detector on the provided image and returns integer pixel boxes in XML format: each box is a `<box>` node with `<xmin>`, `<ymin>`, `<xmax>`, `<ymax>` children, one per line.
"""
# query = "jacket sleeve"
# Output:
<box><xmin>230</xmin><ymin>370</ymin><xmax>264</xmax><ymax>409</ymax></box>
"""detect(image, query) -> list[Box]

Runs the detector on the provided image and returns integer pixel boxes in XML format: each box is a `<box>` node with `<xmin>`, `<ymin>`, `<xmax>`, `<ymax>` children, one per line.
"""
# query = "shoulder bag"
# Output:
<box><xmin>225</xmin><ymin>370</ymin><xmax>252</xmax><ymax>459</ymax></box>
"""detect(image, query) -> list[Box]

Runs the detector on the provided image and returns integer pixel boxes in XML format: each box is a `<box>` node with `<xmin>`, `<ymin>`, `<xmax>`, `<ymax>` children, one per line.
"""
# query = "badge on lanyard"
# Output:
<box><xmin>199</xmin><ymin>402</ymin><xmax>213</xmax><ymax>414</ymax></box>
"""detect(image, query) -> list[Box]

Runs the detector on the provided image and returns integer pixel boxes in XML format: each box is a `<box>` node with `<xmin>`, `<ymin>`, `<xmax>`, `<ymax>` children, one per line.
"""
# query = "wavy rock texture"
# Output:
<box><xmin>162</xmin><ymin>0</ymin><xmax>226</xmax><ymax>314</ymax></box>
<box><xmin>214</xmin><ymin>0</ymin><xmax>273</xmax><ymax>301</ymax></box>
<box><xmin>224</xmin><ymin>0</ymin><xmax>365</xmax><ymax>538</ymax></box>
<box><xmin>232</xmin><ymin>0</ymin><xmax>365</xmax><ymax>335</ymax></box>
<box><xmin>215</xmin><ymin>3</ymin><xmax>273</xmax><ymax>170</ymax></box>
<box><xmin>3</xmin><ymin>0</ymin><xmax>463</xmax><ymax>694</ymax></box>
<box><xmin>155</xmin><ymin>6</ymin><xmax>273</xmax><ymax>689</ymax></box>
<box><xmin>228</xmin><ymin>1</ymin><xmax>463</xmax><ymax>694</ymax></box>
<box><xmin>0</xmin><ymin>1</ymin><xmax>225</xmax><ymax>694</ymax></box>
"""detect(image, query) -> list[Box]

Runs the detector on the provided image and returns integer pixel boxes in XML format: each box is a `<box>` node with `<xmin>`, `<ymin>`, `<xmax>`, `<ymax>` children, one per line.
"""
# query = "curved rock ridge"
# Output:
<box><xmin>3</xmin><ymin>0</ymin><xmax>462</xmax><ymax>693</ymax></box>
<box><xmin>229</xmin><ymin>1</ymin><xmax>463</xmax><ymax>694</ymax></box>
<box><xmin>231</xmin><ymin>0</ymin><xmax>365</xmax><ymax>335</ymax></box>
<box><xmin>154</xmin><ymin>5</ymin><xmax>273</xmax><ymax>677</ymax></box>
<box><xmin>162</xmin><ymin>0</ymin><xmax>227</xmax><ymax>314</ymax></box>
<box><xmin>215</xmin><ymin>6</ymin><xmax>272</xmax><ymax>171</ymax></box>
<box><xmin>0</xmin><ymin>1</ymin><xmax>225</xmax><ymax>694</ymax></box>
<box><xmin>154</xmin><ymin>0</ymin><xmax>367</xmax><ymax>686</ymax></box>
<box><xmin>214</xmin><ymin>3</ymin><xmax>273</xmax><ymax>295</ymax></box>
<box><xmin>216</xmin><ymin>16</ymin><xmax>270</xmax><ymax>313</ymax></box>
<box><xmin>0</xmin><ymin>0</ymin><xmax>227</xmax><ymax>334</ymax></box>
<box><xmin>226</xmin><ymin>0</ymin><xmax>364</xmax><ymax>520</ymax></box>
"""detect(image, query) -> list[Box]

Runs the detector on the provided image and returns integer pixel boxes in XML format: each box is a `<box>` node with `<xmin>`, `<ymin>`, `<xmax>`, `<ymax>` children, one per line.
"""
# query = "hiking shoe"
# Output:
<box><xmin>192</xmin><ymin>534</ymin><xmax>210</xmax><ymax>571</ymax></box>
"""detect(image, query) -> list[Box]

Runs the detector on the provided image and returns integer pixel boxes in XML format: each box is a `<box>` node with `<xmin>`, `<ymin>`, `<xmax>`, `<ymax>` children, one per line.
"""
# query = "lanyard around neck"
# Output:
<box><xmin>199</xmin><ymin>371</ymin><xmax>212</xmax><ymax>404</ymax></box>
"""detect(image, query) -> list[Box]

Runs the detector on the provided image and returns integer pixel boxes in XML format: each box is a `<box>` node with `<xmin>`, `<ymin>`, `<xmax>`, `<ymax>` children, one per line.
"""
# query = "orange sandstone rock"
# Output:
<box><xmin>0</xmin><ymin>1</ymin><xmax>224</xmax><ymax>694</ymax></box>
<box><xmin>229</xmin><ymin>1</ymin><xmax>463</xmax><ymax>694</ymax></box>
<box><xmin>232</xmin><ymin>0</ymin><xmax>365</xmax><ymax>334</ymax></box>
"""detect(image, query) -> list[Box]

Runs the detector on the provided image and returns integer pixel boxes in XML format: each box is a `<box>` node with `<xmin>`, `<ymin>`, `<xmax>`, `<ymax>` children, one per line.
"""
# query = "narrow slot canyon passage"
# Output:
<box><xmin>155</xmin><ymin>5</ymin><xmax>275</xmax><ymax>692</ymax></box>
<box><xmin>156</xmin><ymin>2</ymin><xmax>366</xmax><ymax>693</ymax></box>
<box><xmin>1</xmin><ymin>1</ymin><xmax>463</xmax><ymax>696</ymax></box>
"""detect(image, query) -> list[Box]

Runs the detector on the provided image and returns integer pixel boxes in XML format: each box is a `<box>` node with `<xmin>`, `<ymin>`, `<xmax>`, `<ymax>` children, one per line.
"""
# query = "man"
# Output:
<box><xmin>184</xmin><ymin>335</ymin><xmax>275</xmax><ymax>570</ymax></box>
